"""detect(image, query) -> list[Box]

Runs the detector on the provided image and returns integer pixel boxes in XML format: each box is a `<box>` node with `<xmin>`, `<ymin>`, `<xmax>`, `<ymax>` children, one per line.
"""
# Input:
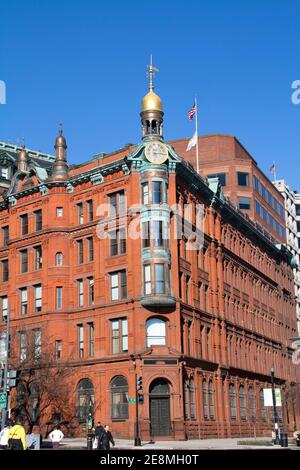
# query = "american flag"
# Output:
<box><xmin>188</xmin><ymin>102</ymin><xmax>196</xmax><ymax>120</ymax></box>
<box><xmin>270</xmin><ymin>163</ymin><xmax>276</xmax><ymax>174</ymax></box>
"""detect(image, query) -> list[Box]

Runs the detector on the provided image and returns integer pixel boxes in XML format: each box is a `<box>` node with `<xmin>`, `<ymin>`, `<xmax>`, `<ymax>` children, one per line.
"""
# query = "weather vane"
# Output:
<box><xmin>147</xmin><ymin>54</ymin><xmax>159</xmax><ymax>91</ymax></box>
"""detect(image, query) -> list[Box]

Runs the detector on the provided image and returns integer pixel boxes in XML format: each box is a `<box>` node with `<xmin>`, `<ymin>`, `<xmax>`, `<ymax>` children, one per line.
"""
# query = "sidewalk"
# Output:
<box><xmin>42</xmin><ymin>436</ymin><xmax>295</xmax><ymax>450</ymax></box>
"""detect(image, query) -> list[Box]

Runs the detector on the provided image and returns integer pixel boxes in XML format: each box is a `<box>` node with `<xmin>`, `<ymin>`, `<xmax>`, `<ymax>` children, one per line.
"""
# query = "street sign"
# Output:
<box><xmin>129</xmin><ymin>398</ymin><xmax>136</xmax><ymax>404</ymax></box>
<box><xmin>0</xmin><ymin>391</ymin><xmax>7</xmax><ymax>409</ymax></box>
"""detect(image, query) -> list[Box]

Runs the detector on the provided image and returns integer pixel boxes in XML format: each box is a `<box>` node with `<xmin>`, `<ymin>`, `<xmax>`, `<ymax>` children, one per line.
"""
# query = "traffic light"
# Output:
<box><xmin>136</xmin><ymin>376</ymin><xmax>143</xmax><ymax>391</ymax></box>
<box><xmin>138</xmin><ymin>393</ymin><xmax>144</xmax><ymax>404</ymax></box>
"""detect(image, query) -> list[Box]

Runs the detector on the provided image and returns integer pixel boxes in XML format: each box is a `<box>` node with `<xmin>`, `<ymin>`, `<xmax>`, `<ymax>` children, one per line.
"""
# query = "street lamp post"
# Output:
<box><xmin>131</xmin><ymin>356</ymin><xmax>141</xmax><ymax>446</ymax></box>
<box><xmin>270</xmin><ymin>367</ymin><xmax>280</xmax><ymax>445</ymax></box>
<box><xmin>1</xmin><ymin>304</ymin><xmax>10</xmax><ymax>430</ymax></box>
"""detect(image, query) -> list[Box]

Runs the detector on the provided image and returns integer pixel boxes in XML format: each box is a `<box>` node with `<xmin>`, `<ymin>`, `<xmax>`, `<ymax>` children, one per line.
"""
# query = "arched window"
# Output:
<box><xmin>260</xmin><ymin>389</ymin><xmax>266</xmax><ymax>419</ymax></box>
<box><xmin>29</xmin><ymin>383</ymin><xmax>40</xmax><ymax>424</ymax></box>
<box><xmin>229</xmin><ymin>384</ymin><xmax>236</xmax><ymax>419</ymax></box>
<box><xmin>184</xmin><ymin>380</ymin><xmax>189</xmax><ymax>420</ymax></box>
<box><xmin>239</xmin><ymin>385</ymin><xmax>246</xmax><ymax>420</ymax></box>
<box><xmin>249</xmin><ymin>386</ymin><xmax>255</xmax><ymax>419</ymax></box>
<box><xmin>190</xmin><ymin>379</ymin><xmax>195</xmax><ymax>419</ymax></box>
<box><xmin>56</xmin><ymin>252</ymin><xmax>63</xmax><ymax>266</ymax></box>
<box><xmin>203</xmin><ymin>380</ymin><xmax>209</xmax><ymax>420</ymax></box>
<box><xmin>146</xmin><ymin>318</ymin><xmax>166</xmax><ymax>347</ymax></box>
<box><xmin>209</xmin><ymin>381</ymin><xmax>215</xmax><ymax>420</ymax></box>
<box><xmin>76</xmin><ymin>379</ymin><xmax>94</xmax><ymax>423</ymax></box>
<box><xmin>110</xmin><ymin>376</ymin><xmax>128</xmax><ymax>420</ymax></box>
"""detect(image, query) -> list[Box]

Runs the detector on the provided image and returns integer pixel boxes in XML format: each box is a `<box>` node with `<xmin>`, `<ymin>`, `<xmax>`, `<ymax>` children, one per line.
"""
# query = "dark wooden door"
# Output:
<box><xmin>150</xmin><ymin>396</ymin><xmax>171</xmax><ymax>436</ymax></box>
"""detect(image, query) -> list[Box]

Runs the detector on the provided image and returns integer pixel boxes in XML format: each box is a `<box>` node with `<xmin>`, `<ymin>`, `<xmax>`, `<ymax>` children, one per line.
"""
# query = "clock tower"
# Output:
<box><xmin>141</xmin><ymin>58</ymin><xmax>164</xmax><ymax>141</ymax></box>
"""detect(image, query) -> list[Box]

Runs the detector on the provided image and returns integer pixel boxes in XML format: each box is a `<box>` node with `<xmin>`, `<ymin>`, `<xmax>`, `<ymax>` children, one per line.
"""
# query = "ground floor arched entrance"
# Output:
<box><xmin>149</xmin><ymin>378</ymin><xmax>171</xmax><ymax>436</ymax></box>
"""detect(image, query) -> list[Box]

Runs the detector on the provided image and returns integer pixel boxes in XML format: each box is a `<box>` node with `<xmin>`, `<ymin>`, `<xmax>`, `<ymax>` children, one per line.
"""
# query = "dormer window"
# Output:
<box><xmin>1</xmin><ymin>167</ymin><xmax>9</xmax><ymax>179</ymax></box>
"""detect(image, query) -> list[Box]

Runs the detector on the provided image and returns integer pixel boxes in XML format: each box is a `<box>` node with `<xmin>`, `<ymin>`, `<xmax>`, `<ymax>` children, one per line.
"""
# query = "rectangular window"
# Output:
<box><xmin>88</xmin><ymin>277</ymin><xmax>94</xmax><ymax>305</ymax></box>
<box><xmin>77</xmin><ymin>203</ymin><xmax>84</xmax><ymax>224</ymax></box>
<box><xmin>268</xmin><ymin>213</ymin><xmax>274</xmax><ymax>228</ymax></box>
<box><xmin>142</xmin><ymin>221</ymin><xmax>150</xmax><ymax>248</ymax></box>
<box><xmin>255</xmin><ymin>200</ymin><xmax>261</xmax><ymax>216</ymax></box>
<box><xmin>207</xmin><ymin>173</ymin><xmax>227</xmax><ymax>187</ymax></box>
<box><xmin>153</xmin><ymin>181</ymin><xmax>162</xmax><ymax>204</ymax></box>
<box><xmin>253</xmin><ymin>175</ymin><xmax>259</xmax><ymax>192</ymax></box>
<box><xmin>153</xmin><ymin>220</ymin><xmax>163</xmax><ymax>247</ymax></box>
<box><xmin>33</xmin><ymin>329</ymin><xmax>41</xmax><ymax>359</ymax></box>
<box><xmin>111</xmin><ymin>318</ymin><xmax>128</xmax><ymax>354</ymax></box>
<box><xmin>87</xmin><ymin>237</ymin><xmax>94</xmax><ymax>262</ymax></box>
<box><xmin>77</xmin><ymin>239</ymin><xmax>84</xmax><ymax>264</ymax></box>
<box><xmin>34</xmin><ymin>245</ymin><xmax>42</xmax><ymax>270</ymax></box>
<box><xmin>20</xmin><ymin>214</ymin><xmax>28</xmax><ymax>235</ymax></box>
<box><xmin>238</xmin><ymin>196</ymin><xmax>251</xmax><ymax>210</ymax></box>
<box><xmin>20</xmin><ymin>288</ymin><xmax>27</xmax><ymax>315</ymax></box>
<box><xmin>2</xmin><ymin>259</ymin><xmax>8</xmax><ymax>282</ymax></box>
<box><xmin>110</xmin><ymin>271</ymin><xmax>127</xmax><ymax>301</ymax></box>
<box><xmin>262</xmin><ymin>207</ymin><xmax>267</xmax><ymax>221</ymax></box>
<box><xmin>267</xmin><ymin>190</ymin><xmax>273</xmax><ymax>207</ymax></box>
<box><xmin>155</xmin><ymin>264</ymin><xmax>164</xmax><ymax>294</ymax></box>
<box><xmin>55</xmin><ymin>340</ymin><xmax>62</xmax><ymax>359</ymax></box>
<box><xmin>279</xmin><ymin>204</ymin><xmax>284</xmax><ymax>220</ymax></box>
<box><xmin>261</xmin><ymin>184</ymin><xmax>266</xmax><ymax>200</ymax></box>
<box><xmin>274</xmin><ymin>198</ymin><xmax>278</xmax><ymax>212</ymax></box>
<box><xmin>20</xmin><ymin>250</ymin><xmax>28</xmax><ymax>273</ymax></box>
<box><xmin>1</xmin><ymin>167</ymin><xmax>8</xmax><ymax>179</ymax></box>
<box><xmin>297</xmin><ymin>221</ymin><xmax>300</xmax><ymax>232</ymax></box>
<box><xmin>78</xmin><ymin>324</ymin><xmax>84</xmax><ymax>358</ymax></box>
<box><xmin>87</xmin><ymin>200</ymin><xmax>93</xmax><ymax>222</ymax></box>
<box><xmin>2</xmin><ymin>226</ymin><xmax>9</xmax><ymax>247</ymax></box>
<box><xmin>110</xmin><ymin>228</ymin><xmax>126</xmax><ymax>256</ymax></box>
<box><xmin>56</xmin><ymin>287</ymin><xmax>63</xmax><ymax>309</ymax></box>
<box><xmin>88</xmin><ymin>322</ymin><xmax>94</xmax><ymax>357</ymax></box>
<box><xmin>296</xmin><ymin>205</ymin><xmax>300</xmax><ymax>216</ymax></box>
<box><xmin>108</xmin><ymin>191</ymin><xmax>126</xmax><ymax>217</ymax></box>
<box><xmin>56</xmin><ymin>207</ymin><xmax>63</xmax><ymax>217</ymax></box>
<box><xmin>20</xmin><ymin>332</ymin><xmax>27</xmax><ymax>362</ymax></box>
<box><xmin>34</xmin><ymin>209</ymin><xmax>42</xmax><ymax>231</ymax></box>
<box><xmin>185</xmin><ymin>276</ymin><xmax>190</xmax><ymax>304</ymax></box>
<box><xmin>34</xmin><ymin>285</ymin><xmax>42</xmax><ymax>312</ymax></box>
<box><xmin>142</xmin><ymin>183</ymin><xmax>149</xmax><ymax>205</ymax></box>
<box><xmin>237</xmin><ymin>172</ymin><xmax>249</xmax><ymax>187</ymax></box>
<box><xmin>144</xmin><ymin>265</ymin><xmax>151</xmax><ymax>295</ymax></box>
<box><xmin>1</xmin><ymin>296</ymin><xmax>8</xmax><ymax>320</ymax></box>
<box><xmin>78</xmin><ymin>280</ymin><xmax>84</xmax><ymax>307</ymax></box>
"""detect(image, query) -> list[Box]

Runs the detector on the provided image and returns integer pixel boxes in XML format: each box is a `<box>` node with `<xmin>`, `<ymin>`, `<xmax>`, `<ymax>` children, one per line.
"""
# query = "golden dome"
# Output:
<box><xmin>142</xmin><ymin>89</ymin><xmax>162</xmax><ymax>112</ymax></box>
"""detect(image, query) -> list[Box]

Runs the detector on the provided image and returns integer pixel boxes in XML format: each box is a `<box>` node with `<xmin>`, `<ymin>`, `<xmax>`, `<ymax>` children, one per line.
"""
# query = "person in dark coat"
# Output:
<box><xmin>95</xmin><ymin>422</ymin><xmax>105</xmax><ymax>449</ymax></box>
<box><xmin>99</xmin><ymin>425</ymin><xmax>115</xmax><ymax>450</ymax></box>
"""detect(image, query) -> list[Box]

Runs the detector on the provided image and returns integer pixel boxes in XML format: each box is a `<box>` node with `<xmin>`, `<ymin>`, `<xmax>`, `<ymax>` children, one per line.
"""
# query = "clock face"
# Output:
<box><xmin>145</xmin><ymin>141</ymin><xmax>168</xmax><ymax>164</ymax></box>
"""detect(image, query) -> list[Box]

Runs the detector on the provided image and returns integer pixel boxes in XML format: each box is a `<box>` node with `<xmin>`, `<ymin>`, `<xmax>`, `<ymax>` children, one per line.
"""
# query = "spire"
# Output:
<box><xmin>49</xmin><ymin>125</ymin><xmax>69</xmax><ymax>182</ymax></box>
<box><xmin>141</xmin><ymin>58</ymin><xmax>164</xmax><ymax>140</ymax></box>
<box><xmin>17</xmin><ymin>143</ymin><xmax>28</xmax><ymax>172</ymax></box>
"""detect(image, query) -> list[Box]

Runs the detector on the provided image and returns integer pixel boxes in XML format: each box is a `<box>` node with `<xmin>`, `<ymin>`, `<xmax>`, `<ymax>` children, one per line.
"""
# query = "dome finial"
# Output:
<box><xmin>142</xmin><ymin>58</ymin><xmax>162</xmax><ymax>112</ymax></box>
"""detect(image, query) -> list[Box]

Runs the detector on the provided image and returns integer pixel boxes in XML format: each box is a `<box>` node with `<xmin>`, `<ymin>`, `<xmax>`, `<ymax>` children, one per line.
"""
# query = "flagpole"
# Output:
<box><xmin>273</xmin><ymin>161</ymin><xmax>277</xmax><ymax>182</ymax></box>
<box><xmin>195</xmin><ymin>96</ymin><xmax>199</xmax><ymax>173</ymax></box>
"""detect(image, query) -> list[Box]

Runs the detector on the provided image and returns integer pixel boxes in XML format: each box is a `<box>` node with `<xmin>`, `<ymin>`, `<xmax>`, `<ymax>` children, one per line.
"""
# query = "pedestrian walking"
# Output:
<box><xmin>7</xmin><ymin>416</ymin><xmax>26</xmax><ymax>450</ymax></box>
<box><xmin>0</xmin><ymin>420</ymin><xmax>12</xmax><ymax>449</ymax></box>
<box><xmin>94</xmin><ymin>421</ymin><xmax>104</xmax><ymax>449</ymax></box>
<box><xmin>99</xmin><ymin>425</ymin><xmax>115</xmax><ymax>450</ymax></box>
<box><xmin>49</xmin><ymin>425</ymin><xmax>64</xmax><ymax>449</ymax></box>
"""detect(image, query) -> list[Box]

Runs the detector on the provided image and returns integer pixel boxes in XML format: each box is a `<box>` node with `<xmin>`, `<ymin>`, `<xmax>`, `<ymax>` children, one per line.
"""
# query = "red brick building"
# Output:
<box><xmin>0</xmin><ymin>70</ymin><xmax>299</xmax><ymax>439</ymax></box>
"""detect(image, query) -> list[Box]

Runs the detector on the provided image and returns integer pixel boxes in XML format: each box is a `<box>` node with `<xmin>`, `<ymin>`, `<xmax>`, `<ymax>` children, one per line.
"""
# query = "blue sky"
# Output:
<box><xmin>1</xmin><ymin>0</ymin><xmax>299</xmax><ymax>188</ymax></box>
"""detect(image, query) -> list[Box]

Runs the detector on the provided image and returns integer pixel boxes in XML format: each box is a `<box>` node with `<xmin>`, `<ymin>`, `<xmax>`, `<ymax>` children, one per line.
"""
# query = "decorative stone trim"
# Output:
<box><xmin>8</xmin><ymin>195</ymin><xmax>16</xmax><ymax>206</ymax></box>
<box><xmin>39</xmin><ymin>184</ymin><xmax>48</xmax><ymax>196</ymax></box>
<box><xmin>66</xmin><ymin>183</ymin><xmax>74</xmax><ymax>193</ymax></box>
<box><xmin>90</xmin><ymin>172</ymin><xmax>104</xmax><ymax>185</ymax></box>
